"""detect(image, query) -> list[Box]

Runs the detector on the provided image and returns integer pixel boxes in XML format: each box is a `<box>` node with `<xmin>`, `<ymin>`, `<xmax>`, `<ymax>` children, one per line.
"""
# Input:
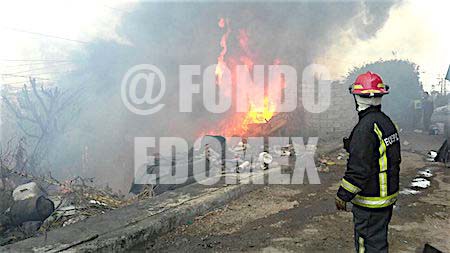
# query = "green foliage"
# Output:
<box><xmin>345</xmin><ymin>60</ymin><xmax>423</xmax><ymax>124</ymax></box>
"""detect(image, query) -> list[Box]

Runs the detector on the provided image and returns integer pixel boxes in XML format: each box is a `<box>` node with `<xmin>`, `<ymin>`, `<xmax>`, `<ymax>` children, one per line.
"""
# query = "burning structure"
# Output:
<box><xmin>201</xmin><ymin>18</ymin><xmax>296</xmax><ymax>138</ymax></box>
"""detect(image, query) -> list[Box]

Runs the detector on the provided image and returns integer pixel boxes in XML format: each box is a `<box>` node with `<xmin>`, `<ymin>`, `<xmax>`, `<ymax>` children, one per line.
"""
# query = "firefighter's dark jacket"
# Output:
<box><xmin>337</xmin><ymin>105</ymin><xmax>401</xmax><ymax>209</ymax></box>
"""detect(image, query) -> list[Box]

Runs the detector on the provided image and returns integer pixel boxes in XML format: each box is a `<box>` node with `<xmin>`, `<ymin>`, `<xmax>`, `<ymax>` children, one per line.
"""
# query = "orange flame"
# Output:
<box><xmin>243</xmin><ymin>97</ymin><xmax>275</xmax><ymax>125</ymax></box>
<box><xmin>215</xmin><ymin>18</ymin><xmax>230</xmax><ymax>82</ymax></box>
<box><xmin>202</xmin><ymin>18</ymin><xmax>284</xmax><ymax>137</ymax></box>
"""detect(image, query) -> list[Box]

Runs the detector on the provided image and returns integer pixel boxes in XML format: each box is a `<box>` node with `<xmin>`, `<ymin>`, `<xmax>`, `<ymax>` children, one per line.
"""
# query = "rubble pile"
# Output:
<box><xmin>0</xmin><ymin>165</ymin><xmax>144</xmax><ymax>246</ymax></box>
<box><xmin>226</xmin><ymin>141</ymin><xmax>297</xmax><ymax>174</ymax></box>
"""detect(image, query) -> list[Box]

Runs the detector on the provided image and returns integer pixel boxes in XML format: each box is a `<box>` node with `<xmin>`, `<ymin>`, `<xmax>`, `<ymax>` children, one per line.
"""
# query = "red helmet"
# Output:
<box><xmin>349</xmin><ymin>71</ymin><xmax>389</xmax><ymax>97</ymax></box>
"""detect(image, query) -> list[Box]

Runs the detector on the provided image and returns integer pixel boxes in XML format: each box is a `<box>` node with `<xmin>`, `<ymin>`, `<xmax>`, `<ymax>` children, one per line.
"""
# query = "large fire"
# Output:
<box><xmin>202</xmin><ymin>18</ymin><xmax>285</xmax><ymax>137</ymax></box>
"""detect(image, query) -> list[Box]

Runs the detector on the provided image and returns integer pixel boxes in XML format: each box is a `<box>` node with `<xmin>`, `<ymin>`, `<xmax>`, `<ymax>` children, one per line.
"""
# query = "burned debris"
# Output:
<box><xmin>0</xmin><ymin>162</ymin><xmax>150</xmax><ymax>246</ymax></box>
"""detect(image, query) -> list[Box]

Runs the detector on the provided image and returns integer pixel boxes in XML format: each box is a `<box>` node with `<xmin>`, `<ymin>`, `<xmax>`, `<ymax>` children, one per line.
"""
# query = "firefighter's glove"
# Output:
<box><xmin>335</xmin><ymin>196</ymin><xmax>347</xmax><ymax>211</ymax></box>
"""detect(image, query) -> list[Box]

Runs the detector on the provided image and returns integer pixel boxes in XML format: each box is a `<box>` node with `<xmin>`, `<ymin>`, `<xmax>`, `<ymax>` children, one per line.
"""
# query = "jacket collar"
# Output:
<box><xmin>358</xmin><ymin>105</ymin><xmax>381</xmax><ymax>120</ymax></box>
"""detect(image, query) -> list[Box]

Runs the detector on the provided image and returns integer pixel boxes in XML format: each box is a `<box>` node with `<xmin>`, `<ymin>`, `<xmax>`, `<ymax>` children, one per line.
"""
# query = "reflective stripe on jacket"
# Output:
<box><xmin>337</xmin><ymin>106</ymin><xmax>401</xmax><ymax>209</ymax></box>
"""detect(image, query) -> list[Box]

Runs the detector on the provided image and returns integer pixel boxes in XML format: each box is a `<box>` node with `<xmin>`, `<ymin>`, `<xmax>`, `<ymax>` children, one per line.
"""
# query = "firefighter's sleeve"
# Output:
<box><xmin>337</xmin><ymin>125</ymin><xmax>376</xmax><ymax>202</ymax></box>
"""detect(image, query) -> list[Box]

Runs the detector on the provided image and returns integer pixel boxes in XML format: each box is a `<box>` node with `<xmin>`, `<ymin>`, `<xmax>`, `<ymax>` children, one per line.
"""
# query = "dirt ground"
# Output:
<box><xmin>133</xmin><ymin>132</ymin><xmax>449</xmax><ymax>252</ymax></box>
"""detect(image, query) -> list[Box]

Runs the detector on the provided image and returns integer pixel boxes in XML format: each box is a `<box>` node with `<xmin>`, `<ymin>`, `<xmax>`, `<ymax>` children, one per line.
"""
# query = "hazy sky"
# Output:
<box><xmin>0</xmin><ymin>0</ymin><xmax>449</xmax><ymax>91</ymax></box>
<box><xmin>320</xmin><ymin>0</ymin><xmax>450</xmax><ymax>91</ymax></box>
<box><xmin>0</xmin><ymin>0</ymin><xmax>132</xmax><ymax>87</ymax></box>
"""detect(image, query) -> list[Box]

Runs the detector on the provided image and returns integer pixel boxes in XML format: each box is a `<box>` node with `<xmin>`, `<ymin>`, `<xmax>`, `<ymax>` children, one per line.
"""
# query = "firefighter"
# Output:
<box><xmin>336</xmin><ymin>71</ymin><xmax>401</xmax><ymax>253</ymax></box>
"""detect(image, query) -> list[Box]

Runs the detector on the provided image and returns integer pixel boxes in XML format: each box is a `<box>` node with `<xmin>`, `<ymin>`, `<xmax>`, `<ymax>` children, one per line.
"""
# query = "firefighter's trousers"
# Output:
<box><xmin>352</xmin><ymin>204</ymin><xmax>393</xmax><ymax>253</ymax></box>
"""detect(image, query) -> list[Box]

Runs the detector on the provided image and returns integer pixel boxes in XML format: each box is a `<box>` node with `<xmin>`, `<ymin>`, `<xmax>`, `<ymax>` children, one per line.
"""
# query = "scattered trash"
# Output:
<box><xmin>336</xmin><ymin>153</ymin><xmax>346</xmax><ymax>160</ymax></box>
<box><xmin>258</xmin><ymin>152</ymin><xmax>273</xmax><ymax>170</ymax></box>
<box><xmin>428</xmin><ymin>151</ymin><xmax>437</xmax><ymax>158</ymax></box>
<box><xmin>319</xmin><ymin>158</ymin><xmax>328</xmax><ymax>164</ymax></box>
<box><xmin>272</xmin><ymin>144</ymin><xmax>294</xmax><ymax>157</ymax></box>
<box><xmin>410</xmin><ymin>178</ymin><xmax>431</xmax><ymax>189</ymax></box>
<box><xmin>317</xmin><ymin>165</ymin><xmax>330</xmax><ymax>173</ymax></box>
<box><xmin>280</xmin><ymin>150</ymin><xmax>291</xmax><ymax>157</ymax></box>
<box><xmin>89</xmin><ymin>199</ymin><xmax>107</xmax><ymax>206</ymax></box>
<box><xmin>0</xmin><ymin>164</ymin><xmax>133</xmax><ymax>246</ymax></box>
<box><xmin>401</xmin><ymin>166</ymin><xmax>435</xmax><ymax>194</ymax></box>
<box><xmin>280</xmin><ymin>144</ymin><xmax>294</xmax><ymax>157</ymax></box>
<box><xmin>399</xmin><ymin>188</ymin><xmax>420</xmax><ymax>195</ymax></box>
<box><xmin>417</xmin><ymin>169</ymin><xmax>433</xmax><ymax>178</ymax></box>
<box><xmin>12</xmin><ymin>182</ymin><xmax>41</xmax><ymax>201</ymax></box>
<box><xmin>232</xmin><ymin>141</ymin><xmax>248</xmax><ymax>153</ymax></box>
<box><xmin>238</xmin><ymin>161</ymin><xmax>251</xmax><ymax>171</ymax></box>
<box><xmin>56</xmin><ymin>205</ymin><xmax>77</xmax><ymax>216</ymax></box>
<box><xmin>413</xmin><ymin>129</ymin><xmax>423</xmax><ymax>133</ymax></box>
<box><xmin>426</xmin><ymin>150</ymin><xmax>438</xmax><ymax>162</ymax></box>
<box><xmin>8</xmin><ymin>196</ymin><xmax>54</xmax><ymax>226</ymax></box>
<box><xmin>429</xmin><ymin>125</ymin><xmax>439</xmax><ymax>135</ymax></box>
<box><xmin>403</xmin><ymin>141</ymin><xmax>410</xmax><ymax>146</ymax></box>
<box><xmin>62</xmin><ymin>215</ymin><xmax>87</xmax><ymax>227</ymax></box>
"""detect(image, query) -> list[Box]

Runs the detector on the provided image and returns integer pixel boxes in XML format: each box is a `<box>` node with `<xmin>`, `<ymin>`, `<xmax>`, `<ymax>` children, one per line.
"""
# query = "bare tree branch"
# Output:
<box><xmin>21</xmin><ymin>84</ymin><xmax>46</xmax><ymax>132</ymax></box>
<box><xmin>16</xmin><ymin>122</ymin><xmax>39</xmax><ymax>138</ymax></box>
<box><xmin>1</xmin><ymin>94</ymin><xmax>38</xmax><ymax>124</ymax></box>
<box><xmin>3</xmin><ymin>78</ymin><xmax>82</xmax><ymax>173</ymax></box>
<box><xmin>30</xmin><ymin>77</ymin><xmax>49</xmax><ymax>116</ymax></box>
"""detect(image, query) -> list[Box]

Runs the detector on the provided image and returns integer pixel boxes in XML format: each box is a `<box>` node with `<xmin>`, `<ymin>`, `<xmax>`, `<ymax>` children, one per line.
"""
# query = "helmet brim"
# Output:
<box><xmin>351</xmin><ymin>89</ymin><xmax>389</xmax><ymax>97</ymax></box>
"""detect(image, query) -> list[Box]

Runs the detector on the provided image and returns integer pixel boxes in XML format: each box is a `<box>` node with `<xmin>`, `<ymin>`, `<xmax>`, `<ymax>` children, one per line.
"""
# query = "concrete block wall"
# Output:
<box><xmin>302</xmin><ymin>81</ymin><xmax>357</xmax><ymax>138</ymax></box>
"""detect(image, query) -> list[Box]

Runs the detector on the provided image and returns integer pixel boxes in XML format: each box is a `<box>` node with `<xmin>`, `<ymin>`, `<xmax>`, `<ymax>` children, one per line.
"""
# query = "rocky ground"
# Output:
<box><xmin>133</xmin><ymin>132</ymin><xmax>449</xmax><ymax>252</ymax></box>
